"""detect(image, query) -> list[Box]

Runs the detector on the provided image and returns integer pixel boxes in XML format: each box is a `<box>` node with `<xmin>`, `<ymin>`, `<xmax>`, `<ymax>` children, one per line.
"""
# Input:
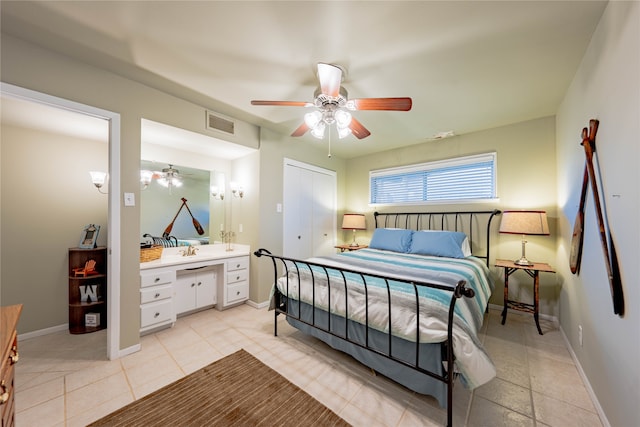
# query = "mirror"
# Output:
<box><xmin>140</xmin><ymin>160</ymin><xmax>225</xmax><ymax>244</ymax></box>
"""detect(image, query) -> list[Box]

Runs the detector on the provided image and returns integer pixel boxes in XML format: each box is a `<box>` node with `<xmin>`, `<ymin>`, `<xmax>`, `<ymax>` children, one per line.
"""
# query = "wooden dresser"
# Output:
<box><xmin>1</xmin><ymin>304</ymin><xmax>22</xmax><ymax>427</ymax></box>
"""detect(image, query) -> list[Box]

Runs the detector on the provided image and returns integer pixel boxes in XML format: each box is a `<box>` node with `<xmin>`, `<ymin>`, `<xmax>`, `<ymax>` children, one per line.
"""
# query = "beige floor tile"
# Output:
<box><xmin>14</xmin><ymin>306</ymin><xmax>603</xmax><ymax>427</ymax></box>
<box><xmin>468</xmin><ymin>395</ymin><xmax>535</xmax><ymax>426</ymax></box>
<box><xmin>65</xmin><ymin>371</ymin><xmax>131</xmax><ymax>419</ymax></box>
<box><xmin>15</xmin><ymin>395</ymin><xmax>65</xmax><ymax>427</ymax></box>
<box><xmin>533</xmin><ymin>391</ymin><xmax>603</xmax><ymax>427</ymax></box>
<box><xmin>15</xmin><ymin>376</ymin><xmax>64</xmax><ymax>413</ymax></box>
<box><xmin>475</xmin><ymin>376</ymin><xmax>533</xmax><ymax>417</ymax></box>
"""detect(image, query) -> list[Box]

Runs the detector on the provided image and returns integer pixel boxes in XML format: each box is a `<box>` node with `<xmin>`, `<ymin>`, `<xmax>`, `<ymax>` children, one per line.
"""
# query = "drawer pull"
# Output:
<box><xmin>236</xmin><ymin>264</ymin><xmax>241</xmax><ymax>268</ymax></box>
<box><xmin>0</xmin><ymin>381</ymin><xmax>8</xmax><ymax>404</ymax></box>
<box><xmin>154</xmin><ymin>293</ymin><xmax>160</xmax><ymax>298</ymax></box>
<box><xmin>191</xmin><ymin>283</ymin><xmax>196</xmax><ymax>287</ymax></box>
<box><xmin>236</xmin><ymin>276</ymin><xmax>240</xmax><ymax>281</ymax></box>
<box><xmin>10</xmin><ymin>346</ymin><xmax>19</xmax><ymax>364</ymax></box>
<box><xmin>236</xmin><ymin>291</ymin><xmax>240</xmax><ymax>296</ymax></box>
<box><xmin>197</xmin><ymin>281</ymin><xmax>202</xmax><ymax>287</ymax></box>
<box><xmin>154</xmin><ymin>312</ymin><xmax>160</xmax><ymax>318</ymax></box>
<box><xmin>154</xmin><ymin>277</ymin><xmax>160</xmax><ymax>283</ymax></box>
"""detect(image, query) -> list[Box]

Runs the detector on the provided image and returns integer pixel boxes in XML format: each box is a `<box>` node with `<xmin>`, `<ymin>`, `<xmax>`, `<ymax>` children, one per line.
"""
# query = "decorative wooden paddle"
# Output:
<box><xmin>580</xmin><ymin>119</ymin><xmax>624</xmax><ymax>316</ymax></box>
<box><xmin>569</xmin><ymin>166</ymin><xmax>588</xmax><ymax>274</ymax></box>
<box><xmin>163</xmin><ymin>199</ymin><xmax>186</xmax><ymax>238</ymax></box>
<box><xmin>181</xmin><ymin>197</ymin><xmax>205</xmax><ymax>235</ymax></box>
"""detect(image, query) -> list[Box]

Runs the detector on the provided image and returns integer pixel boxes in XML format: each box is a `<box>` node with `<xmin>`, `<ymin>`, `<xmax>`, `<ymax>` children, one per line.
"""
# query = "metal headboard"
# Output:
<box><xmin>373</xmin><ymin>210</ymin><xmax>501</xmax><ymax>267</ymax></box>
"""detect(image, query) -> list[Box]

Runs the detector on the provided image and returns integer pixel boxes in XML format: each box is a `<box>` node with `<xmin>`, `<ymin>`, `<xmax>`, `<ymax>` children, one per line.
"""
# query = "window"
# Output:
<box><xmin>370</xmin><ymin>153</ymin><xmax>497</xmax><ymax>205</ymax></box>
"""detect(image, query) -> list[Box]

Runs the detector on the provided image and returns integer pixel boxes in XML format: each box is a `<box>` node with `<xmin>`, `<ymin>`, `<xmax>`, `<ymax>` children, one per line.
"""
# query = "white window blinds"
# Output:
<box><xmin>370</xmin><ymin>153</ymin><xmax>497</xmax><ymax>205</ymax></box>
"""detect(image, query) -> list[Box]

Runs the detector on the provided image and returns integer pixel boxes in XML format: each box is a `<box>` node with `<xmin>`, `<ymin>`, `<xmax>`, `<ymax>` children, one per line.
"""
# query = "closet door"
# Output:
<box><xmin>283</xmin><ymin>160</ymin><xmax>336</xmax><ymax>259</ymax></box>
<box><xmin>311</xmin><ymin>170</ymin><xmax>336</xmax><ymax>257</ymax></box>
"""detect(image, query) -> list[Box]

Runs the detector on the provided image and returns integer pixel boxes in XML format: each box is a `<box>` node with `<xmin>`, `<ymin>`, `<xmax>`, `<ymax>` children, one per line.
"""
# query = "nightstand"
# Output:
<box><xmin>495</xmin><ymin>259</ymin><xmax>555</xmax><ymax>335</ymax></box>
<box><xmin>335</xmin><ymin>244</ymin><xmax>368</xmax><ymax>252</ymax></box>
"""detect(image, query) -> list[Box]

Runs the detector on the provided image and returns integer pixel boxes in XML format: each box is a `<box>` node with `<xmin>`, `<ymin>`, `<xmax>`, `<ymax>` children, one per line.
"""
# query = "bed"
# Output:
<box><xmin>254</xmin><ymin>210</ymin><xmax>501</xmax><ymax>426</ymax></box>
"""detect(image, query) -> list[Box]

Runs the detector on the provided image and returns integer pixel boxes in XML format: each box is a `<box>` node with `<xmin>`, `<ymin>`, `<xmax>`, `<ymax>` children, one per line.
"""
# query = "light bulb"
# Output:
<box><xmin>304</xmin><ymin>111</ymin><xmax>323</xmax><ymax>128</ymax></box>
<box><xmin>310</xmin><ymin>122</ymin><xmax>326</xmax><ymax>139</ymax></box>
<box><xmin>335</xmin><ymin>109</ymin><xmax>352</xmax><ymax>128</ymax></box>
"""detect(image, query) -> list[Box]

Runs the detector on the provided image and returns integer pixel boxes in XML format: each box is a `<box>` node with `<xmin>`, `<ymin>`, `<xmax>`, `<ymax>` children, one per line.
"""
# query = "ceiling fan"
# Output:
<box><xmin>251</xmin><ymin>63</ymin><xmax>412</xmax><ymax>140</ymax></box>
<box><xmin>140</xmin><ymin>164</ymin><xmax>185</xmax><ymax>192</ymax></box>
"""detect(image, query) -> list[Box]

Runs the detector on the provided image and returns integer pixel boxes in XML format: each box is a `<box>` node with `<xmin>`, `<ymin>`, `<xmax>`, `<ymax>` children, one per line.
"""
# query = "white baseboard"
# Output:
<box><xmin>18</xmin><ymin>323</ymin><xmax>68</xmax><ymax>341</ymax></box>
<box><xmin>117</xmin><ymin>343</ymin><xmax>141</xmax><ymax>359</ymax></box>
<box><xmin>558</xmin><ymin>327</ymin><xmax>610</xmax><ymax>427</ymax></box>
<box><xmin>245</xmin><ymin>299</ymin><xmax>270</xmax><ymax>309</ymax></box>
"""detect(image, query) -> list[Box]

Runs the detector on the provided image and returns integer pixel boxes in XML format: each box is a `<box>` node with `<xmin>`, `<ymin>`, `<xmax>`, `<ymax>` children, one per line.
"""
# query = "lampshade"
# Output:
<box><xmin>342</xmin><ymin>214</ymin><xmax>366</xmax><ymax>230</ymax></box>
<box><xmin>499</xmin><ymin>211</ymin><xmax>550</xmax><ymax>235</ymax></box>
<box><xmin>499</xmin><ymin>210</ymin><xmax>549</xmax><ymax>266</ymax></box>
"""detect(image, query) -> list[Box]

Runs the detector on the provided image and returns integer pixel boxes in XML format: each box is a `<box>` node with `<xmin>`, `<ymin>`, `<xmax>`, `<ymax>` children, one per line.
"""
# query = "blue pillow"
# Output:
<box><xmin>369</xmin><ymin>228</ymin><xmax>414</xmax><ymax>253</ymax></box>
<box><xmin>408</xmin><ymin>231</ymin><xmax>468</xmax><ymax>258</ymax></box>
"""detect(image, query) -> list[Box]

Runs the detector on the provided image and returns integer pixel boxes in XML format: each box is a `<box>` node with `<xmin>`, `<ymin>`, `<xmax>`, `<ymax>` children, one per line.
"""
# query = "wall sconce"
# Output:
<box><xmin>499</xmin><ymin>210</ymin><xmax>550</xmax><ymax>266</ymax></box>
<box><xmin>140</xmin><ymin>170</ymin><xmax>153</xmax><ymax>190</ymax></box>
<box><xmin>230</xmin><ymin>182</ymin><xmax>244</xmax><ymax>198</ymax></box>
<box><xmin>210</xmin><ymin>185</ymin><xmax>225</xmax><ymax>200</ymax></box>
<box><xmin>89</xmin><ymin>171</ymin><xmax>108</xmax><ymax>194</ymax></box>
<box><xmin>342</xmin><ymin>213</ymin><xmax>366</xmax><ymax>247</ymax></box>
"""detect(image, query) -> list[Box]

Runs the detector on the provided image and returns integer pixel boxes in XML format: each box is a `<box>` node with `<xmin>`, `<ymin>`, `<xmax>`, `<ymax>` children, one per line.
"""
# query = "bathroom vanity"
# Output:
<box><xmin>139</xmin><ymin>244</ymin><xmax>250</xmax><ymax>334</ymax></box>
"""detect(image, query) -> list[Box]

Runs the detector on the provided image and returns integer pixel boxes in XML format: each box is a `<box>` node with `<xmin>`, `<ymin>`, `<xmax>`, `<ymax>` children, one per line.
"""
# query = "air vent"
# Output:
<box><xmin>206</xmin><ymin>110</ymin><xmax>235</xmax><ymax>135</ymax></box>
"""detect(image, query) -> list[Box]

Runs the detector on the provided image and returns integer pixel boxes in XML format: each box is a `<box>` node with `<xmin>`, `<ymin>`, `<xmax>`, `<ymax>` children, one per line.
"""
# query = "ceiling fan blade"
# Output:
<box><xmin>251</xmin><ymin>100</ymin><xmax>312</xmax><ymax>107</ymax></box>
<box><xmin>349</xmin><ymin>117</ymin><xmax>371</xmax><ymax>139</ymax></box>
<box><xmin>291</xmin><ymin>122</ymin><xmax>310</xmax><ymax>137</ymax></box>
<box><xmin>317</xmin><ymin>63</ymin><xmax>342</xmax><ymax>98</ymax></box>
<box><xmin>348</xmin><ymin>97</ymin><xmax>412</xmax><ymax>111</ymax></box>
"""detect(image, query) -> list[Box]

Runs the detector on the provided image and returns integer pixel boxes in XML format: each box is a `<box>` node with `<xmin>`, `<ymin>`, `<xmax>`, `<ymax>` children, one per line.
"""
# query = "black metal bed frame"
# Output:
<box><xmin>254</xmin><ymin>209</ymin><xmax>500</xmax><ymax>426</ymax></box>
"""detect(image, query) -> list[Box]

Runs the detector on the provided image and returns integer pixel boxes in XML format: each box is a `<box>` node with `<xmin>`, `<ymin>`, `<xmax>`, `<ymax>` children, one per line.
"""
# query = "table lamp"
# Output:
<box><xmin>342</xmin><ymin>214</ymin><xmax>366</xmax><ymax>247</ymax></box>
<box><xmin>499</xmin><ymin>210</ymin><xmax>549</xmax><ymax>266</ymax></box>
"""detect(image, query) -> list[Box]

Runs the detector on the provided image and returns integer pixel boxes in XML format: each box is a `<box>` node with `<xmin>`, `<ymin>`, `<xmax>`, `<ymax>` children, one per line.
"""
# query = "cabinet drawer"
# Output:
<box><xmin>140</xmin><ymin>284</ymin><xmax>172</xmax><ymax>304</ymax></box>
<box><xmin>140</xmin><ymin>300</ymin><xmax>173</xmax><ymax>328</ymax></box>
<box><xmin>227</xmin><ymin>270</ymin><xmax>248</xmax><ymax>284</ymax></box>
<box><xmin>226</xmin><ymin>257</ymin><xmax>248</xmax><ymax>272</ymax></box>
<box><xmin>226</xmin><ymin>282</ymin><xmax>248</xmax><ymax>304</ymax></box>
<box><xmin>141</xmin><ymin>271</ymin><xmax>174</xmax><ymax>287</ymax></box>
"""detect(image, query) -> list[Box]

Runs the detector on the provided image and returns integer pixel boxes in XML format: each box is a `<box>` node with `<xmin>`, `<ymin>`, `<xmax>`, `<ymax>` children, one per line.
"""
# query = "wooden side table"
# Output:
<box><xmin>335</xmin><ymin>244</ymin><xmax>368</xmax><ymax>252</ymax></box>
<box><xmin>495</xmin><ymin>259</ymin><xmax>555</xmax><ymax>335</ymax></box>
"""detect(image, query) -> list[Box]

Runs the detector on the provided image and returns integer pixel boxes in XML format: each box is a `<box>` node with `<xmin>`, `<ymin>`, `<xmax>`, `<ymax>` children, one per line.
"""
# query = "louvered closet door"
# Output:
<box><xmin>283</xmin><ymin>160</ymin><xmax>336</xmax><ymax>259</ymax></box>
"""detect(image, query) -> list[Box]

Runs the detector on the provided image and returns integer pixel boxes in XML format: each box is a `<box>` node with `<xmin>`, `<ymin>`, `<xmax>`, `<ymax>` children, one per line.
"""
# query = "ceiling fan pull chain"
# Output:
<box><xmin>327</xmin><ymin>128</ymin><xmax>332</xmax><ymax>158</ymax></box>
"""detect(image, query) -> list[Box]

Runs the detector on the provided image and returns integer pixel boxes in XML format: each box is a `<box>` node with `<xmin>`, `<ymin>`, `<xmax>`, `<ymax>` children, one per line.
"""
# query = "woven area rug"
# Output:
<box><xmin>89</xmin><ymin>349</ymin><xmax>349</xmax><ymax>426</ymax></box>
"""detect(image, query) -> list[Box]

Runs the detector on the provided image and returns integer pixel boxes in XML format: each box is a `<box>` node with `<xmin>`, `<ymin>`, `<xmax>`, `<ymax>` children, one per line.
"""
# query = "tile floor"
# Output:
<box><xmin>15</xmin><ymin>306</ymin><xmax>603</xmax><ymax>427</ymax></box>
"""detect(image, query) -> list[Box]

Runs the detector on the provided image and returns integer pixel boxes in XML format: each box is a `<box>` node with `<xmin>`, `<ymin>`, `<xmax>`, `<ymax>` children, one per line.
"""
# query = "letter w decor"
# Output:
<box><xmin>80</xmin><ymin>284</ymin><xmax>99</xmax><ymax>303</ymax></box>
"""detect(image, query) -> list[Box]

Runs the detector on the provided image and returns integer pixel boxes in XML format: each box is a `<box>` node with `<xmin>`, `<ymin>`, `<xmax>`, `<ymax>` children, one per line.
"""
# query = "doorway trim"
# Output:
<box><xmin>1</xmin><ymin>82</ymin><xmax>122</xmax><ymax>360</ymax></box>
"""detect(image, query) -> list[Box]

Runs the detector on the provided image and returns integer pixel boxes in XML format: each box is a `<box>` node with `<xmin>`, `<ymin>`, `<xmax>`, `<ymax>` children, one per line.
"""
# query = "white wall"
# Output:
<box><xmin>556</xmin><ymin>2</ymin><xmax>639</xmax><ymax>426</ymax></box>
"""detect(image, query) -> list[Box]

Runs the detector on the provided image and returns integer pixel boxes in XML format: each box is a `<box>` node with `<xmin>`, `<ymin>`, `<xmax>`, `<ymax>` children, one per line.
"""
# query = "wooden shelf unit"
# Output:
<box><xmin>68</xmin><ymin>247</ymin><xmax>107</xmax><ymax>334</ymax></box>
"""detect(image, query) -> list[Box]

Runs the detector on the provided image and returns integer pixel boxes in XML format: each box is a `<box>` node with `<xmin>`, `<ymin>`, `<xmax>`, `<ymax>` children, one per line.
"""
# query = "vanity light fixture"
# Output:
<box><xmin>210</xmin><ymin>185</ymin><xmax>225</xmax><ymax>200</ymax></box>
<box><xmin>89</xmin><ymin>171</ymin><xmax>108</xmax><ymax>194</ymax></box>
<box><xmin>140</xmin><ymin>170</ymin><xmax>153</xmax><ymax>190</ymax></box>
<box><xmin>231</xmin><ymin>182</ymin><xmax>244</xmax><ymax>198</ymax></box>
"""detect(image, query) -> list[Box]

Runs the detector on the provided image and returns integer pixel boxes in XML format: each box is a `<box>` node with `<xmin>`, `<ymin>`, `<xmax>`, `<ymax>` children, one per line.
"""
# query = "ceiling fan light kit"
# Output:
<box><xmin>251</xmin><ymin>63</ymin><xmax>412</xmax><ymax>141</ymax></box>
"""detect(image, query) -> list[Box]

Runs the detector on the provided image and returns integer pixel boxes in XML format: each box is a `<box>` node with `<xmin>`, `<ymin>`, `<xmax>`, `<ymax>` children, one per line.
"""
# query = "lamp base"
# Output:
<box><xmin>514</xmin><ymin>257</ymin><xmax>534</xmax><ymax>266</ymax></box>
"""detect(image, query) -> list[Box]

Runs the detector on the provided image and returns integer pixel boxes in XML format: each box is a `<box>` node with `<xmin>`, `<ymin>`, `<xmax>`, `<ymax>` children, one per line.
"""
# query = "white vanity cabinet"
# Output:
<box><xmin>218</xmin><ymin>256</ymin><xmax>250</xmax><ymax>310</ymax></box>
<box><xmin>140</xmin><ymin>244</ymin><xmax>250</xmax><ymax>334</ymax></box>
<box><xmin>174</xmin><ymin>266</ymin><xmax>217</xmax><ymax>315</ymax></box>
<box><xmin>140</xmin><ymin>269</ymin><xmax>176</xmax><ymax>334</ymax></box>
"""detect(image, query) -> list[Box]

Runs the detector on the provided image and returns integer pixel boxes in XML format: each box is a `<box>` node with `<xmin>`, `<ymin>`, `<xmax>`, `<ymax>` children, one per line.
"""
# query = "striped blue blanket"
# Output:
<box><xmin>274</xmin><ymin>248</ymin><xmax>496</xmax><ymax>388</ymax></box>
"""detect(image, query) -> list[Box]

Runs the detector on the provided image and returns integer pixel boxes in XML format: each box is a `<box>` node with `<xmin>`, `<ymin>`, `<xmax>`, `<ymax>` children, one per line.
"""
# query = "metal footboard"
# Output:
<box><xmin>254</xmin><ymin>248</ymin><xmax>476</xmax><ymax>427</ymax></box>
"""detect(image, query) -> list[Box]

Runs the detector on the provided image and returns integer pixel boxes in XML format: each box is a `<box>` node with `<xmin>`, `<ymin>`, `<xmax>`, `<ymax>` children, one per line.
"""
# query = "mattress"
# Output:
<box><xmin>273</xmin><ymin>248</ymin><xmax>496</xmax><ymax>389</ymax></box>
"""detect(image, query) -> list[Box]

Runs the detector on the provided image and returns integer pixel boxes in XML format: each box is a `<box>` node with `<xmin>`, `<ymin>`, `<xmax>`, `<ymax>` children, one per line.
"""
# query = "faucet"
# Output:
<box><xmin>180</xmin><ymin>245</ymin><xmax>198</xmax><ymax>256</ymax></box>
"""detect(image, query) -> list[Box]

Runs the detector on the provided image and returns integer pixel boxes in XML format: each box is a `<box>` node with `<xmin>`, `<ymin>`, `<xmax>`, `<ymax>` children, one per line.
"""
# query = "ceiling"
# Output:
<box><xmin>1</xmin><ymin>1</ymin><xmax>607</xmax><ymax>159</ymax></box>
